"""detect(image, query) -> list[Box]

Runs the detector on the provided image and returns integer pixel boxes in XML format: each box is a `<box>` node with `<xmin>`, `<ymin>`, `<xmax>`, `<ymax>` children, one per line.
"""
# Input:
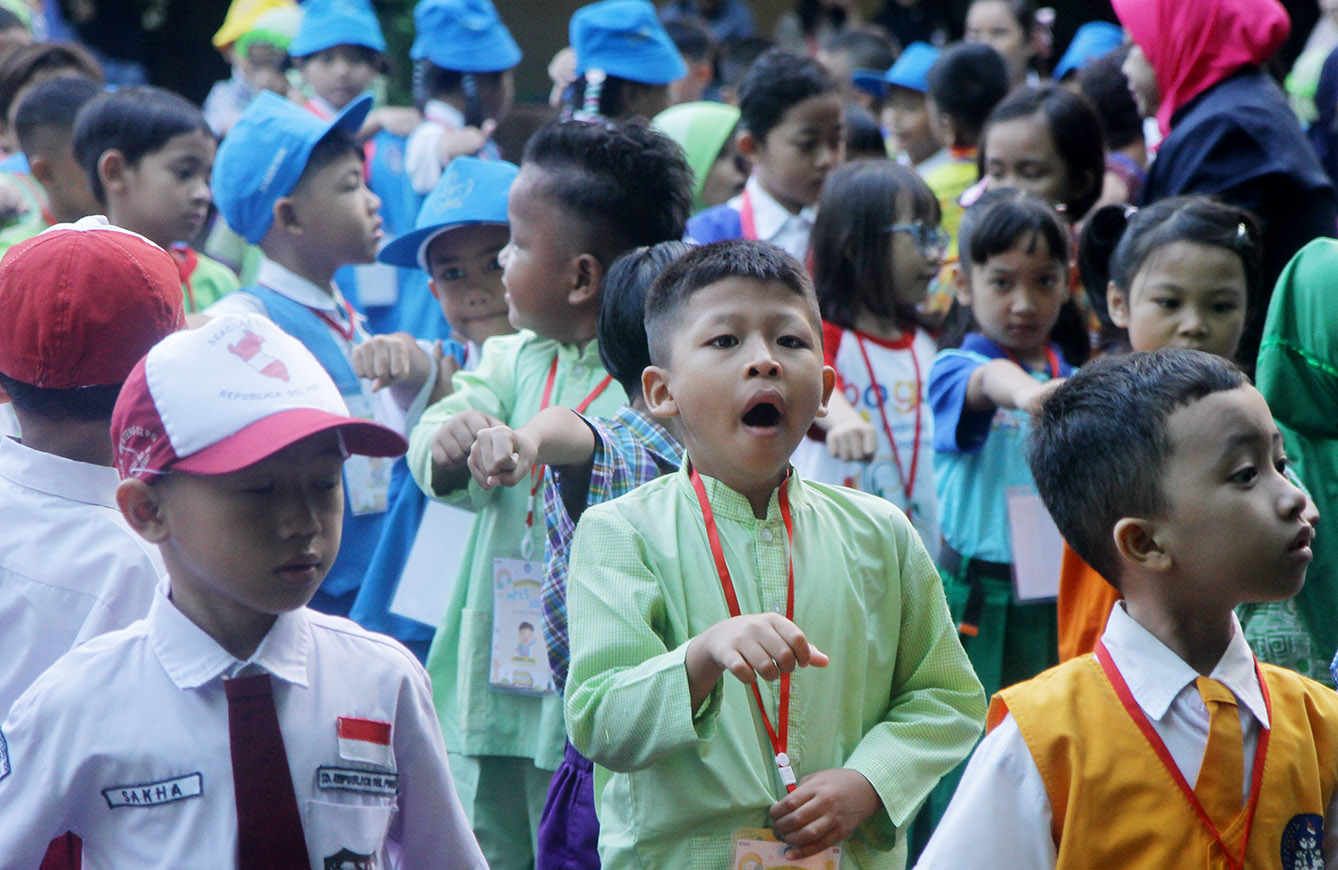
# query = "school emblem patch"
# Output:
<box><xmin>324</xmin><ymin>847</ymin><xmax>377</xmax><ymax>869</ymax></box>
<box><xmin>1280</xmin><ymin>813</ymin><xmax>1323</xmax><ymax>869</ymax></box>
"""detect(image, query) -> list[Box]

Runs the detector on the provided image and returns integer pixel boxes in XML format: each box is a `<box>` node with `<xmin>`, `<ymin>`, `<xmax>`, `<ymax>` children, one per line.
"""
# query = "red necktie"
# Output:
<box><xmin>225</xmin><ymin>672</ymin><xmax>310</xmax><ymax>868</ymax></box>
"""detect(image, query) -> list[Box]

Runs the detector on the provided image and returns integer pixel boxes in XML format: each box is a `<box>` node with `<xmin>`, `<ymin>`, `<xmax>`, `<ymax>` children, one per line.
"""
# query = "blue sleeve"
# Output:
<box><xmin>685</xmin><ymin>205</ymin><xmax>742</xmax><ymax>245</ymax></box>
<box><xmin>928</xmin><ymin>350</ymin><xmax>994</xmax><ymax>454</ymax></box>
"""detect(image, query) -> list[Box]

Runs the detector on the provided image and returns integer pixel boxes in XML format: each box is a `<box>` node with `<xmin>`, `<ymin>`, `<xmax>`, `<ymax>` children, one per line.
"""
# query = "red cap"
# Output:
<box><xmin>0</xmin><ymin>219</ymin><xmax>185</xmax><ymax>388</ymax></box>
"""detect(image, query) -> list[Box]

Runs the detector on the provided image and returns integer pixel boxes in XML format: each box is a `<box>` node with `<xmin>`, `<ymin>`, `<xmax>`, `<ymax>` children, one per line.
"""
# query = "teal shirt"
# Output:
<box><xmin>565</xmin><ymin>465</ymin><xmax>985</xmax><ymax>869</ymax></box>
<box><xmin>407</xmin><ymin>330</ymin><xmax>626</xmax><ymax>768</ymax></box>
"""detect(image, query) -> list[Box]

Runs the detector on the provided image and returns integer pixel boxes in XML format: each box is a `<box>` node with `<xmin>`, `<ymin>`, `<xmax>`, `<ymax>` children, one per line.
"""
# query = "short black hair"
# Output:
<box><xmin>1077</xmin><ymin>50</ymin><xmax>1141</xmax><ymax>152</ymax></box>
<box><xmin>718</xmin><ymin>36</ymin><xmax>775</xmax><ymax>91</ymax></box>
<box><xmin>72</xmin><ymin>86</ymin><xmax>212</xmax><ymax>203</ymax></box>
<box><xmin>738</xmin><ymin>48</ymin><xmax>838</xmax><ymax>141</ymax></box>
<box><xmin>522</xmin><ymin>118</ymin><xmax>691</xmax><ymax>268</ymax></box>
<box><xmin>821</xmin><ymin>27</ymin><xmax>897</xmax><ymax>72</ymax></box>
<box><xmin>981</xmin><ymin>84</ymin><xmax>1105</xmax><ymax>220</ymax></box>
<box><xmin>14</xmin><ymin>75</ymin><xmax>101</xmax><ymax>156</ymax></box>
<box><xmin>0</xmin><ymin>42</ymin><xmax>102</xmax><ymax>124</ymax></box>
<box><xmin>665</xmin><ymin>17</ymin><xmax>715</xmax><ymax>63</ymax></box>
<box><xmin>926</xmin><ymin>42</ymin><xmax>1009</xmax><ymax>143</ymax></box>
<box><xmin>1027</xmin><ymin>348</ymin><xmax>1246</xmax><ymax>586</ymax></box>
<box><xmin>843</xmin><ymin>101</ymin><xmax>887</xmax><ymax>158</ymax></box>
<box><xmin>0</xmin><ymin>371</ymin><xmax>122</xmax><ymax>421</ymax></box>
<box><xmin>295</xmin><ymin>128</ymin><xmax>364</xmax><ymax>192</ymax></box>
<box><xmin>644</xmin><ymin>239</ymin><xmax>818</xmax><ymax>366</ymax></box>
<box><xmin>598</xmin><ymin>240</ymin><xmax>692</xmax><ymax>396</ymax></box>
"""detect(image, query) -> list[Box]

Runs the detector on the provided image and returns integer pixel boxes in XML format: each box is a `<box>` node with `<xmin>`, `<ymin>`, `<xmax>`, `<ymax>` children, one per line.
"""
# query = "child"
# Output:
<box><xmin>207</xmin><ymin>92</ymin><xmax>438</xmax><ymax>617</ymax></box>
<box><xmin>0</xmin><ymin>41</ymin><xmax>103</xmax><ymax>159</ymax></box>
<box><xmin>404</xmin><ymin>0</ymin><xmax>520</xmax><ymax>197</ymax></box>
<box><xmin>1057</xmin><ymin>198</ymin><xmax>1264</xmax><ymax>665</ymax></box>
<box><xmin>881</xmin><ymin>41</ymin><xmax>943</xmax><ymax>173</ymax></box>
<box><xmin>203</xmin><ymin>1</ymin><xmax>300</xmax><ymax>137</ymax></box>
<box><xmin>348</xmin><ymin>155</ymin><xmax>519</xmax><ymax>660</ymax></box>
<box><xmin>1076</xmin><ymin>50</ymin><xmax>1147</xmax><ymax>210</ymax></box>
<box><xmin>564</xmin><ymin>240</ymin><xmax>984</xmax><ymax>869</ymax></box>
<box><xmin>653</xmin><ymin>100</ymin><xmax>747</xmax><ymax>213</ymax></box>
<box><xmin>1049</xmin><ymin>20</ymin><xmax>1122</xmax><ymax>85</ymax></box>
<box><xmin>687</xmin><ymin>48</ymin><xmax>844</xmax><ymax>263</ymax></box>
<box><xmin>13</xmin><ymin>76</ymin><xmax>101</xmax><ymax>226</ymax></box>
<box><xmin>467</xmin><ymin>240</ymin><xmax>690</xmax><ymax>870</ymax></box>
<box><xmin>406</xmin><ymin>118</ymin><xmax>691</xmax><ymax>870</ymax></box>
<box><xmin>795</xmin><ymin>160</ymin><xmax>946</xmax><ymax>556</ymax></box>
<box><xmin>816</xmin><ymin>26</ymin><xmax>896</xmax><ymax>112</ymax></box>
<box><xmin>919</xmin><ymin>348</ymin><xmax>1336</xmax><ymax>868</ymax></box>
<box><xmin>72</xmin><ymin>87</ymin><xmax>240</xmax><ymax>316</ymax></box>
<box><xmin>980</xmin><ymin>84</ymin><xmax>1105</xmax><ymax>223</ymax></box>
<box><xmin>564</xmin><ymin>0</ymin><xmax>687</xmax><ymax>122</ymax></box>
<box><xmin>964</xmin><ymin>0</ymin><xmax>1042</xmax><ymax>89</ymax></box>
<box><xmin>0</xmin><ymin>313</ymin><xmax>487</xmax><ymax>868</ymax></box>
<box><xmin>665</xmin><ymin>17</ymin><xmax>718</xmax><ymax>105</ymax></box>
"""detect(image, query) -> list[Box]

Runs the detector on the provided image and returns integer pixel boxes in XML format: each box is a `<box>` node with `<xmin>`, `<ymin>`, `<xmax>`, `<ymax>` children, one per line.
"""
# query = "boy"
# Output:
<box><xmin>208</xmin><ymin>91</ymin><xmax>439</xmax><ymax>616</ymax></box>
<box><xmin>686</xmin><ymin>49</ymin><xmax>845</xmax><ymax>263</ymax></box>
<box><xmin>0</xmin><ymin>313</ymin><xmax>486</xmax><ymax>868</ymax></box>
<box><xmin>564</xmin><ymin>240</ymin><xmax>985</xmax><ymax>869</ymax></box>
<box><xmin>882</xmin><ymin>42</ymin><xmax>943</xmax><ymax>173</ymax></box>
<box><xmin>13</xmin><ymin>76</ymin><xmax>102</xmax><ymax>227</ymax></box>
<box><xmin>0</xmin><ymin>219</ymin><xmax>180</xmax><ymax>718</ymax></box>
<box><xmin>407</xmin><ymin>118</ymin><xmax>691</xmax><ymax>870</ymax></box>
<box><xmin>917</xmin><ymin>349</ymin><xmax>1338</xmax><ymax>868</ymax></box>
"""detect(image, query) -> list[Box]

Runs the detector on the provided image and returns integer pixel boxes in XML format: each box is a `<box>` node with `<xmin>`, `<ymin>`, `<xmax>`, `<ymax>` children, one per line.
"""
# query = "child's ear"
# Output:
<box><xmin>952</xmin><ymin>266</ymin><xmax>972</xmax><ymax>307</ymax></box>
<box><xmin>426</xmin><ymin>278</ymin><xmax>443</xmax><ymax>303</ymax></box>
<box><xmin>641</xmin><ymin>364</ymin><xmax>678</xmax><ymax>420</ymax></box>
<box><xmin>272</xmin><ymin>195</ymin><xmax>303</xmax><ymax>235</ymax></box>
<box><xmin>1107</xmin><ymin>280</ymin><xmax>1130</xmax><ymax>328</ymax></box>
<box><xmin>116</xmin><ymin>478</ymin><xmax>171</xmax><ymax>544</ymax></box>
<box><xmin>737</xmin><ymin>128</ymin><xmax>762</xmax><ymax>160</ymax></box>
<box><xmin>567</xmin><ymin>253</ymin><xmax>604</xmax><ymax>307</ymax></box>
<box><xmin>97</xmin><ymin>149</ymin><xmax>130</xmax><ymax>196</ymax></box>
<box><xmin>814</xmin><ymin>365</ymin><xmax>836</xmax><ymax>418</ymax></box>
<box><xmin>1113</xmin><ymin>516</ymin><xmax>1171</xmax><ymax>573</ymax></box>
<box><xmin>27</xmin><ymin>154</ymin><xmax>52</xmax><ymax>186</ymax></box>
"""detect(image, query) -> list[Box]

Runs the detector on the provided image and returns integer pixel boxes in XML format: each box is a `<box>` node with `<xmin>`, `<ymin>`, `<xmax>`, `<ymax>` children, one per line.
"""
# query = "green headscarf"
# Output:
<box><xmin>1256</xmin><ymin>236</ymin><xmax>1338</xmax><ymax>670</ymax></box>
<box><xmin>652</xmin><ymin>101</ymin><xmax>740</xmax><ymax>214</ymax></box>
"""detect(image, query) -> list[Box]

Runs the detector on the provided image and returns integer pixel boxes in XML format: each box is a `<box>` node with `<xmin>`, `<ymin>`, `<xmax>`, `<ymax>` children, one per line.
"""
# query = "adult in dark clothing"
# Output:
<box><xmin>1114</xmin><ymin>0</ymin><xmax>1337</xmax><ymax>368</ymax></box>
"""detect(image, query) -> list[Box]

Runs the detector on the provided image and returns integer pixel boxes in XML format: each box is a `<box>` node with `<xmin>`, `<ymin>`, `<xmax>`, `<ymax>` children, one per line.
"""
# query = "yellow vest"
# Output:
<box><xmin>990</xmin><ymin>654</ymin><xmax>1338</xmax><ymax>869</ymax></box>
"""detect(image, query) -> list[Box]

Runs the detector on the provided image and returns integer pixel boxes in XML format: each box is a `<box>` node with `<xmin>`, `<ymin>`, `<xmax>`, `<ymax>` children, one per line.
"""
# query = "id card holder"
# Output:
<box><xmin>1005</xmin><ymin>486</ymin><xmax>1063</xmax><ymax>602</ymax></box>
<box><xmin>353</xmin><ymin>259</ymin><xmax>399</xmax><ymax>307</ymax></box>
<box><xmin>341</xmin><ymin>391</ymin><xmax>391</xmax><ymax>515</ymax></box>
<box><xmin>489</xmin><ymin>555</ymin><xmax>556</xmax><ymax>695</ymax></box>
<box><xmin>731</xmin><ymin>828</ymin><xmax>840</xmax><ymax>870</ymax></box>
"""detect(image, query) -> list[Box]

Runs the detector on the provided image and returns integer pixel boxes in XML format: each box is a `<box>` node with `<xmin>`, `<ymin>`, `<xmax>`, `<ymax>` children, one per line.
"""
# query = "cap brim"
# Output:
<box><xmin>169</xmin><ymin>408</ymin><xmax>406</xmax><ymax>476</ymax></box>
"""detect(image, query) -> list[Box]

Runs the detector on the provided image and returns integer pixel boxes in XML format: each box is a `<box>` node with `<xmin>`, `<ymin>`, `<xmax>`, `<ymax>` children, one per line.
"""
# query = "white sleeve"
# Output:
<box><xmin>405</xmin><ymin>121</ymin><xmax>446</xmax><ymax>196</ymax></box>
<box><xmin>0</xmin><ymin>685</ymin><xmax>78</xmax><ymax>866</ymax></box>
<box><xmin>913</xmin><ymin>714</ymin><xmax>1057</xmax><ymax>870</ymax></box>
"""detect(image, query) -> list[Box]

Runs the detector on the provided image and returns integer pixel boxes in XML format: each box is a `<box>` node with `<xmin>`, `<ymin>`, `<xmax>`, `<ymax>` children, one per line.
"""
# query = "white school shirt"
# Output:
<box><xmin>739</xmin><ymin>174</ymin><xmax>818</xmax><ymax>263</ymax></box>
<box><xmin>915</xmin><ymin>603</ymin><xmax>1267</xmax><ymax>870</ymax></box>
<box><xmin>0</xmin><ymin>402</ymin><xmax>16</xmax><ymax>439</ymax></box>
<box><xmin>205</xmin><ymin>257</ymin><xmax>435</xmax><ymax>435</ymax></box>
<box><xmin>0</xmin><ymin>583</ymin><xmax>487</xmax><ymax>870</ymax></box>
<box><xmin>0</xmin><ymin>435</ymin><xmax>164</xmax><ymax>717</ymax></box>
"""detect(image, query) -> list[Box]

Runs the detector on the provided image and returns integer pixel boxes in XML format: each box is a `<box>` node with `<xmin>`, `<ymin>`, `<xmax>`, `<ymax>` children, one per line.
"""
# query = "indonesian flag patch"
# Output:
<box><xmin>337</xmin><ymin>717</ymin><xmax>393</xmax><ymax>768</ymax></box>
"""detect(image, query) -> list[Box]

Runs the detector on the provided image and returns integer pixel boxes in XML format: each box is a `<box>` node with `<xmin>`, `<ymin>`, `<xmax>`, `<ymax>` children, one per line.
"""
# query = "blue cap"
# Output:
<box><xmin>571</xmin><ymin>0</ymin><xmax>687</xmax><ymax>85</ymax></box>
<box><xmin>851</xmin><ymin>69</ymin><xmax>888</xmax><ymax>100</ymax></box>
<box><xmin>213</xmin><ymin>92</ymin><xmax>372</xmax><ymax>244</ymax></box>
<box><xmin>884</xmin><ymin>42</ymin><xmax>940</xmax><ymax>94</ymax></box>
<box><xmin>379</xmin><ymin>157</ymin><xmax>518</xmax><ymax>270</ymax></box>
<box><xmin>1052</xmin><ymin>22</ymin><xmax>1124</xmax><ymax>82</ymax></box>
<box><xmin>290</xmin><ymin>0</ymin><xmax>386</xmax><ymax>57</ymax></box>
<box><xmin>411</xmin><ymin>0</ymin><xmax>521</xmax><ymax>72</ymax></box>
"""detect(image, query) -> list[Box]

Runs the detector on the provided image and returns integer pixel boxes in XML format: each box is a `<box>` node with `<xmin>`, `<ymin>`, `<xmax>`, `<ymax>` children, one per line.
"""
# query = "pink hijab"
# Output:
<box><xmin>1112</xmin><ymin>0</ymin><xmax>1289</xmax><ymax>137</ymax></box>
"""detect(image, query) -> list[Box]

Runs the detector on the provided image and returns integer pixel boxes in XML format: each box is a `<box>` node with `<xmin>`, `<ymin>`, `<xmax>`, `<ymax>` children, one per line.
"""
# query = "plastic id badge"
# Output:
<box><xmin>352</xmin><ymin>259</ymin><xmax>399</xmax><ymax>307</ymax></box>
<box><xmin>1005</xmin><ymin>486</ymin><xmax>1063</xmax><ymax>602</ymax></box>
<box><xmin>732</xmin><ymin>828</ymin><xmax>840</xmax><ymax>870</ymax></box>
<box><xmin>341</xmin><ymin>392</ymin><xmax>392</xmax><ymax>516</ymax></box>
<box><xmin>389</xmin><ymin>499</ymin><xmax>475</xmax><ymax>627</ymax></box>
<box><xmin>490</xmin><ymin>557</ymin><xmax>556</xmax><ymax>695</ymax></box>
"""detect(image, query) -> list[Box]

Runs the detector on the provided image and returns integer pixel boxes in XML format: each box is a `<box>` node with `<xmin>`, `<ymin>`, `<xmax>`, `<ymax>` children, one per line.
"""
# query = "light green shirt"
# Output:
<box><xmin>408</xmin><ymin>330</ymin><xmax>626</xmax><ymax>768</ymax></box>
<box><xmin>566</xmin><ymin>465</ymin><xmax>985</xmax><ymax>869</ymax></box>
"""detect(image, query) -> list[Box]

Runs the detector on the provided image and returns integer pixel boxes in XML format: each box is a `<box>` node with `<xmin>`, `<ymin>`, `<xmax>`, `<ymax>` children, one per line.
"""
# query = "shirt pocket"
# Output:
<box><xmin>303</xmin><ymin>799</ymin><xmax>395</xmax><ymax>867</ymax></box>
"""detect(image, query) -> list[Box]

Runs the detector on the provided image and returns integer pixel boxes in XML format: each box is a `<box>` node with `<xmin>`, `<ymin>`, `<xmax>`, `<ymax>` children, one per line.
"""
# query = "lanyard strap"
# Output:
<box><xmin>1094</xmin><ymin>641</ymin><xmax>1270</xmax><ymax>868</ymax></box>
<box><xmin>689</xmin><ymin>466</ymin><xmax>798</xmax><ymax>793</ymax></box>
<box><xmin>1002</xmin><ymin>345</ymin><xmax>1061</xmax><ymax>380</ymax></box>
<box><xmin>739</xmin><ymin>188</ymin><xmax>758</xmax><ymax>241</ymax></box>
<box><xmin>312</xmin><ymin>296</ymin><xmax>359</xmax><ymax>343</ymax></box>
<box><xmin>853</xmin><ymin>332</ymin><xmax>922</xmax><ymax>515</ymax></box>
<box><xmin>521</xmin><ymin>356</ymin><xmax>615</xmax><ymax>548</ymax></box>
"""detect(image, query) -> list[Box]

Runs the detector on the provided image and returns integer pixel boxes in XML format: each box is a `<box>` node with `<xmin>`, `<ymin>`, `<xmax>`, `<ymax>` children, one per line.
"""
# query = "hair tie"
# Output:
<box><xmin>574</xmin><ymin>69</ymin><xmax>606</xmax><ymax>123</ymax></box>
<box><xmin>1236</xmin><ymin>222</ymin><xmax>1249</xmax><ymax>243</ymax></box>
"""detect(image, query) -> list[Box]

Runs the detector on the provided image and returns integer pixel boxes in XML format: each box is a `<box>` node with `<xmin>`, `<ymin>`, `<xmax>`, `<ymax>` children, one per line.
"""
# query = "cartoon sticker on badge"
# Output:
<box><xmin>1280</xmin><ymin>813</ymin><xmax>1324</xmax><ymax>870</ymax></box>
<box><xmin>324</xmin><ymin>848</ymin><xmax>377</xmax><ymax>869</ymax></box>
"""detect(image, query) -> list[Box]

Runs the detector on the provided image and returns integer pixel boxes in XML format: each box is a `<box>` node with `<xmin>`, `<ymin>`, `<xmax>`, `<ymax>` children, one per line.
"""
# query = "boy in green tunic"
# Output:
<box><xmin>564</xmin><ymin>240</ymin><xmax>984</xmax><ymax>869</ymax></box>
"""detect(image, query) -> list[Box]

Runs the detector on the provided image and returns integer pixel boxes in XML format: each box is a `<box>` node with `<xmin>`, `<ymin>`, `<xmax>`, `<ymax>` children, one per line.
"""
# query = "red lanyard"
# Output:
<box><xmin>739</xmin><ymin>188</ymin><xmax>758</xmax><ymax>241</ymax></box>
<box><xmin>689</xmin><ymin>466</ymin><xmax>799</xmax><ymax>793</ymax></box>
<box><xmin>1094</xmin><ymin>641</ymin><xmax>1270</xmax><ymax>869</ymax></box>
<box><xmin>522</xmin><ymin>356</ymin><xmax>615</xmax><ymax>541</ymax></box>
<box><xmin>1002</xmin><ymin>345</ymin><xmax>1061</xmax><ymax>380</ymax></box>
<box><xmin>853</xmin><ymin>332</ymin><xmax>922</xmax><ymax>515</ymax></box>
<box><xmin>312</xmin><ymin>297</ymin><xmax>359</xmax><ymax>343</ymax></box>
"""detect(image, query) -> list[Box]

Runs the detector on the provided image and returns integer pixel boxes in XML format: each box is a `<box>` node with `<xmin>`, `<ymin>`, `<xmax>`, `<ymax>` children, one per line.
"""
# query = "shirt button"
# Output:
<box><xmin>760</xmin><ymin>527</ymin><xmax>774</xmax><ymax>544</ymax></box>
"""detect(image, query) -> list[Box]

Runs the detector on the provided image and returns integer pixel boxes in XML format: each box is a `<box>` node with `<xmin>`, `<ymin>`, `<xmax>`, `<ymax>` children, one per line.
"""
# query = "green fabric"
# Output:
<box><xmin>1256</xmin><ymin>236</ymin><xmax>1338</xmax><ymax>670</ymax></box>
<box><xmin>0</xmin><ymin>172</ymin><xmax>48</xmax><ymax>257</ymax></box>
<box><xmin>653</xmin><ymin>101</ymin><xmax>741</xmax><ymax>213</ymax></box>
<box><xmin>408</xmin><ymin>331</ymin><xmax>627</xmax><ymax>771</ymax></box>
<box><xmin>565</xmin><ymin>465</ymin><xmax>985</xmax><ymax>869</ymax></box>
<box><xmin>184</xmin><ymin>249</ymin><xmax>241</xmax><ymax>314</ymax></box>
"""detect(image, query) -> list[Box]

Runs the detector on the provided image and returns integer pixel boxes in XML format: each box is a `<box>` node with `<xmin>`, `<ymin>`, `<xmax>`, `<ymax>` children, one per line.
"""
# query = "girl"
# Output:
<box><xmin>980</xmin><ymin>84</ymin><xmax>1105</xmax><ymax>224</ymax></box>
<box><xmin>964</xmin><ymin>0</ymin><xmax>1044</xmax><ymax>88</ymax></box>
<box><xmin>652</xmin><ymin>100</ymin><xmax>748</xmax><ymax>213</ymax></box>
<box><xmin>563</xmin><ymin>0</ymin><xmax>686</xmax><ymax>122</ymax></box>
<box><xmin>794</xmin><ymin>160</ymin><xmax>946</xmax><ymax>555</ymax></box>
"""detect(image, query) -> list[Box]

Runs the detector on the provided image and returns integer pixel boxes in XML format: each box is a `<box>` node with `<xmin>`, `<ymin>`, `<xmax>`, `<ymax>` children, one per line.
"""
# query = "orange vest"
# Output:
<box><xmin>990</xmin><ymin>654</ymin><xmax>1338</xmax><ymax>869</ymax></box>
<box><xmin>1055</xmin><ymin>543</ymin><xmax>1121</xmax><ymax>661</ymax></box>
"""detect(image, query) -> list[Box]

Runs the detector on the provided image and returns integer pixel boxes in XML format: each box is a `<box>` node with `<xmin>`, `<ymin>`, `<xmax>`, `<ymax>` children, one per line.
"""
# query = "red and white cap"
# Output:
<box><xmin>112</xmin><ymin>313</ymin><xmax>407</xmax><ymax>480</ymax></box>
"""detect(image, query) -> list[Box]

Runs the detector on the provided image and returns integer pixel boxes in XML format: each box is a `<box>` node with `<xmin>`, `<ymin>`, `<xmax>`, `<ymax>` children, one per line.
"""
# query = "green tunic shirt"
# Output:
<box><xmin>565</xmin><ymin>466</ymin><xmax>985</xmax><ymax>869</ymax></box>
<box><xmin>407</xmin><ymin>330</ymin><xmax>626</xmax><ymax>769</ymax></box>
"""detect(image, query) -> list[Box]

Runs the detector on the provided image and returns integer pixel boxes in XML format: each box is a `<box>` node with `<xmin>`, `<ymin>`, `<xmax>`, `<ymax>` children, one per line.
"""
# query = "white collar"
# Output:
<box><xmin>148</xmin><ymin>580</ymin><xmax>312</xmax><ymax>690</ymax></box>
<box><xmin>424</xmin><ymin>99</ymin><xmax>465</xmax><ymax>128</ymax></box>
<box><xmin>0</xmin><ymin>434</ymin><xmax>120</xmax><ymax>509</ymax></box>
<box><xmin>256</xmin><ymin>257</ymin><xmax>345</xmax><ymax>314</ymax></box>
<box><xmin>1102</xmin><ymin>602</ymin><xmax>1268</xmax><ymax>728</ymax></box>
<box><xmin>740</xmin><ymin>175</ymin><xmax>817</xmax><ymax>242</ymax></box>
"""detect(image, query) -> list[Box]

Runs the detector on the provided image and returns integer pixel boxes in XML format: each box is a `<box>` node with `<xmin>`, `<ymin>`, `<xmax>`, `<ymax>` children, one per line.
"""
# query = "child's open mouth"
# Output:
<box><xmin>741</xmin><ymin>400</ymin><xmax>782</xmax><ymax>428</ymax></box>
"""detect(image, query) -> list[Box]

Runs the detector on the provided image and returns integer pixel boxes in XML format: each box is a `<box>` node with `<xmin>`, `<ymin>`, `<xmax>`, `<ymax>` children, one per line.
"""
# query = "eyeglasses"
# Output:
<box><xmin>886</xmin><ymin>221</ymin><xmax>950</xmax><ymax>257</ymax></box>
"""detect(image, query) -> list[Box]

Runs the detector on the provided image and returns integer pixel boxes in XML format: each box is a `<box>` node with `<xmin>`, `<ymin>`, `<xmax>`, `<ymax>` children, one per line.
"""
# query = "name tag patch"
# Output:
<box><xmin>103</xmin><ymin>773</ymin><xmax>203</xmax><ymax>808</ymax></box>
<box><xmin>317</xmin><ymin>766</ymin><xmax>399</xmax><ymax>797</ymax></box>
